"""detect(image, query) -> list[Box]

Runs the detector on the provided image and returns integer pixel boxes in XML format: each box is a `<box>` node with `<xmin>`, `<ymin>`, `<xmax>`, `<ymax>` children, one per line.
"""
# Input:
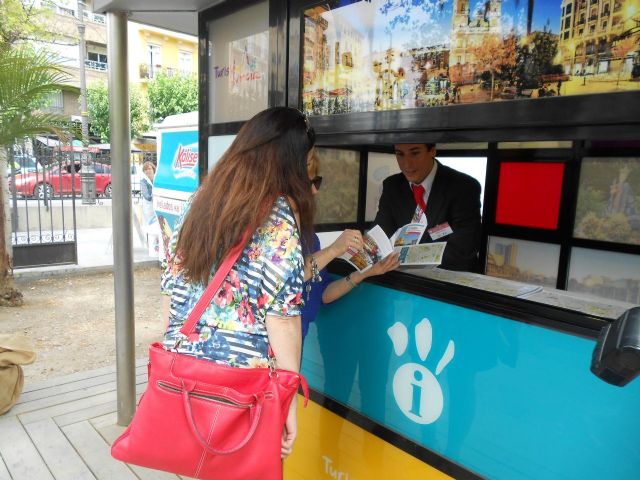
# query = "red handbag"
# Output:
<box><xmin>111</xmin><ymin>236</ymin><xmax>308</xmax><ymax>480</ymax></box>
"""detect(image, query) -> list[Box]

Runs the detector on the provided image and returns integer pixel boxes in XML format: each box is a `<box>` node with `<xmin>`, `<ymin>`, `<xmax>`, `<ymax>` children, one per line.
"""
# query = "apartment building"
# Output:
<box><xmin>39</xmin><ymin>0</ymin><xmax>108</xmax><ymax>118</ymax></box>
<box><xmin>127</xmin><ymin>22</ymin><xmax>198</xmax><ymax>93</ymax></box>
<box><xmin>558</xmin><ymin>0</ymin><xmax>640</xmax><ymax>76</ymax></box>
<box><xmin>37</xmin><ymin>1</ymin><xmax>198</xmax><ymax>121</ymax></box>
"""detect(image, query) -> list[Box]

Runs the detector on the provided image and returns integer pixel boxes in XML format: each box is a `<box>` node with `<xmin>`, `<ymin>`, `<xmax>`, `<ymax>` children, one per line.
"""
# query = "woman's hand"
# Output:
<box><xmin>281</xmin><ymin>400</ymin><xmax>298</xmax><ymax>458</ymax></box>
<box><xmin>364</xmin><ymin>252</ymin><xmax>400</xmax><ymax>278</ymax></box>
<box><xmin>329</xmin><ymin>229</ymin><xmax>363</xmax><ymax>258</ymax></box>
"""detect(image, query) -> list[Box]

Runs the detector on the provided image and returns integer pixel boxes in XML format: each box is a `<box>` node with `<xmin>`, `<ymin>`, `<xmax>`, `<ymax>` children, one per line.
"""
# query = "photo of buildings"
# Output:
<box><xmin>486</xmin><ymin>236</ymin><xmax>560</xmax><ymax>287</ymax></box>
<box><xmin>568</xmin><ymin>247</ymin><xmax>640</xmax><ymax>303</ymax></box>
<box><xmin>302</xmin><ymin>0</ymin><xmax>640</xmax><ymax>115</ymax></box>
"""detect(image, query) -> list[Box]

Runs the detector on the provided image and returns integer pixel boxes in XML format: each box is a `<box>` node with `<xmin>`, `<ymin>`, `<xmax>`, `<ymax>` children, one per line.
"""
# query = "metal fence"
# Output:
<box><xmin>6</xmin><ymin>138</ymin><xmax>157</xmax><ymax>268</ymax></box>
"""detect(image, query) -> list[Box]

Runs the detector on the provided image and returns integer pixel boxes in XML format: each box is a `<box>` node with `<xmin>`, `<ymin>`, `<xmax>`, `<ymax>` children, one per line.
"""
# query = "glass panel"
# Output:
<box><xmin>574</xmin><ymin>157</ymin><xmax>640</xmax><ymax>245</ymax></box>
<box><xmin>315</xmin><ymin>148</ymin><xmax>360</xmax><ymax>224</ymax></box>
<box><xmin>365</xmin><ymin>152</ymin><xmax>487</xmax><ymax>220</ymax></box>
<box><xmin>207</xmin><ymin>135</ymin><xmax>236</xmax><ymax>171</ymax></box>
<box><xmin>438</xmin><ymin>157</ymin><xmax>487</xmax><ymax>213</ymax></box>
<box><xmin>365</xmin><ymin>152</ymin><xmax>400</xmax><ymax>221</ymax></box>
<box><xmin>498</xmin><ymin>141</ymin><xmax>573</xmax><ymax>149</ymax></box>
<box><xmin>208</xmin><ymin>1</ymin><xmax>269</xmax><ymax>123</ymax></box>
<box><xmin>438</xmin><ymin>142</ymin><xmax>488</xmax><ymax>150</ymax></box>
<box><xmin>486</xmin><ymin>236</ymin><xmax>560</xmax><ymax>288</ymax></box>
<box><xmin>495</xmin><ymin>161</ymin><xmax>565</xmax><ymax>229</ymax></box>
<box><xmin>568</xmin><ymin>248</ymin><xmax>640</xmax><ymax>303</ymax></box>
<box><xmin>301</xmin><ymin>0</ymin><xmax>640</xmax><ymax>116</ymax></box>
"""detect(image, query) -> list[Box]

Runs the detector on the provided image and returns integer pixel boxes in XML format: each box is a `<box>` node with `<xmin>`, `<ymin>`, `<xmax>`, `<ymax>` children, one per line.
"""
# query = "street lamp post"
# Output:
<box><xmin>77</xmin><ymin>1</ymin><xmax>96</xmax><ymax>205</ymax></box>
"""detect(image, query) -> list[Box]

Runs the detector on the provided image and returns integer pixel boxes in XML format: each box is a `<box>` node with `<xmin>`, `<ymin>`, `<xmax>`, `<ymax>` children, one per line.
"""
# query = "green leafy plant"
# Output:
<box><xmin>0</xmin><ymin>46</ymin><xmax>77</xmax><ymax>306</ymax></box>
<box><xmin>147</xmin><ymin>72</ymin><xmax>198</xmax><ymax>123</ymax></box>
<box><xmin>87</xmin><ymin>82</ymin><xmax>150</xmax><ymax>142</ymax></box>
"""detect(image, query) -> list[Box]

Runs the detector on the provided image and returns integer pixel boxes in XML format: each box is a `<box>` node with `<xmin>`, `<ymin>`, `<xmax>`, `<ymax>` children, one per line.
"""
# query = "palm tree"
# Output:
<box><xmin>0</xmin><ymin>46</ymin><xmax>76</xmax><ymax>306</ymax></box>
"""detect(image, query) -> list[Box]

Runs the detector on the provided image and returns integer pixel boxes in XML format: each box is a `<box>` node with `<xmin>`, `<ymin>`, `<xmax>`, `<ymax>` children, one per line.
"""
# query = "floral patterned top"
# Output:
<box><xmin>161</xmin><ymin>195</ymin><xmax>304</xmax><ymax>368</ymax></box>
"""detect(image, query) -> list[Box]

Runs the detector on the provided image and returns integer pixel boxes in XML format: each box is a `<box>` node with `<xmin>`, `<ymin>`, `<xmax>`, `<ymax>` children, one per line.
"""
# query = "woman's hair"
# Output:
<box><xmin>176</xmin><ymin>106</ymin><xmax>316</xmax><ymax>285</ymax></box>
<box><xmin>142</xmin><ymin>161</ymin><xmax>156</xmax><ymax>174</ymax></box>
<box><xmin>307</xmin><ymin>149</ymin><xmax>319</xmax><ymax>177</ymax></box>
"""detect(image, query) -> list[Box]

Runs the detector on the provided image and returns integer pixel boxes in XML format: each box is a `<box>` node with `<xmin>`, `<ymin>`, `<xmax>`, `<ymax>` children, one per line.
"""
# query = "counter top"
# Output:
<box><xmin>328</xmin><ymin>261</ymin><xmax>639</xmax><ymax>338</ymax></box>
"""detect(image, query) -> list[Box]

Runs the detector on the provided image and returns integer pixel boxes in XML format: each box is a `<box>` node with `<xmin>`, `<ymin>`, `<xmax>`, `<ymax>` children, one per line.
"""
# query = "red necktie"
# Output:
<box><xmin>412</xmin><ymin>184</ymin><xmax>426</xmax><ymax>213</ymax></box>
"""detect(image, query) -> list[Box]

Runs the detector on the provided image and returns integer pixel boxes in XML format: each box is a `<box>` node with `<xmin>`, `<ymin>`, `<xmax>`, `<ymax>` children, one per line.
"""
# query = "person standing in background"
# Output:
<box><xmin>140</xmin><ymin>161</ymin><xmax>159</xmax><ymax>255</ymax></box>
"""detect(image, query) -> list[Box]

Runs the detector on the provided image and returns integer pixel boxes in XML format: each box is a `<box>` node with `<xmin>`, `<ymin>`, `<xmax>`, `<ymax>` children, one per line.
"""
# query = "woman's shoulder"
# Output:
<box><xmin>270</xmin><ymin>195</ymin><xmax>298</xmax><ymax>227</ymax></box>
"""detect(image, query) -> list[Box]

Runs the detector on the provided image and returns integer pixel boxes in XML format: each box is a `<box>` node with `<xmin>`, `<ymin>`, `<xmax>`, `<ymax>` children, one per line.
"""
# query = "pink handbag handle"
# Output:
<box><xmin>179</xmin><ymin>230</ymin><xmax>250</xmax><ymax>338</ymax></box>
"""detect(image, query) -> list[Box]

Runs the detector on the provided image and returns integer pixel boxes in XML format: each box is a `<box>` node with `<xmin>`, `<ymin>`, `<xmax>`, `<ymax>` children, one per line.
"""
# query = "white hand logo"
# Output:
<box><xmin>388</xmin><ymin>318</ymin><xmax>454</xmax><ymax>424</ymax></box>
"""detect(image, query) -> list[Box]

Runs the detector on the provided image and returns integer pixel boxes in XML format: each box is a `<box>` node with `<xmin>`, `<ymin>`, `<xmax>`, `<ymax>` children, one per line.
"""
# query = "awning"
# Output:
<box><xmin>92</xmin><ymin>0</ymin><xmax>224</xmax><ymax>36</ymax></box>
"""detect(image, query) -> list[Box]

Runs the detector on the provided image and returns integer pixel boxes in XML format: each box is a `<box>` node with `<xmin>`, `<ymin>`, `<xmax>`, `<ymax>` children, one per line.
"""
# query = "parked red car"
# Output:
<box><xmin>9</xmin><ymin>162</ymin><xmax>112</xmax><ymax>199</ymax></box>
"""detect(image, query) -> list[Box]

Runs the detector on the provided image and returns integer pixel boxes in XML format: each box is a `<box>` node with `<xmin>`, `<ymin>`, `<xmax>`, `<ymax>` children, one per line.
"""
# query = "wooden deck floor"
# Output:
<box><xmin>0</xmin><ymin>359</ymin><xmax>193</xmax><ymax>480</ymax></box>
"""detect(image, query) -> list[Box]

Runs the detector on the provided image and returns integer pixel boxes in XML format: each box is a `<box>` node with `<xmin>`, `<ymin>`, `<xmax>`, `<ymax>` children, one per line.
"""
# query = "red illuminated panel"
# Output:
<box><xmin>495</xmin><ymin>162</ymin><xmax>565</xmax><ymax>230</ymax></box>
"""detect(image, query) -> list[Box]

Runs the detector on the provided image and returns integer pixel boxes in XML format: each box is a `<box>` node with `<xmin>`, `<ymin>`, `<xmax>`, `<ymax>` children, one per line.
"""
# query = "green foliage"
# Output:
<box><xmin>575</xmin><ymin>185</ymin><xmax>605</xmax><ymax>224</ymax></box>
<box><xmin>147</xmin><ymin>72</ymin><xmax>198</xmax><ymax>123</ymax></box>
<box><xmin>0</xmin><ymin>0</ymin><xmax>58</xmax><ymax>47</ymax></box>
<box><xmin>516</xmin><ymin>30</ymin><xmax>560</xmax><ymax>89</ymax></box>
<box><xmin>577</xmin><ymin>212</ymin><xmax>640</xmax><ymax>244</ymax></box>
<box><xmin>87</xmin><ymin>82</ymin><xmax>151</xmax><ymax>142</ymax></box>
<box><xmin>0</xmin><ymin>47</ymin><xmax>75</xmax><ymax>145</ymax></box>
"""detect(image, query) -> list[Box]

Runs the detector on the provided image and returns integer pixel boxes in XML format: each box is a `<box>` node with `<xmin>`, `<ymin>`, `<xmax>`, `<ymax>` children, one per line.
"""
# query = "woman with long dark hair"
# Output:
<box><xmin>160</xmin><ymin>107</ymin><xmax>316</xmax><ymax>460</ymax></box>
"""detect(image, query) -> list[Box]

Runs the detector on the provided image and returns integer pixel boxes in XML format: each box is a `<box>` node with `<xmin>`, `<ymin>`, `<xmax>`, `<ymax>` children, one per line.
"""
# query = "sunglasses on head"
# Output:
<box><xmin>310</xmin><ymin>176</ymin><xmax>322</xmax><ymax>190</ymax></box>
<box><xmin>298</xmin><ymin>110</ymin><xmax>316</xmax><ymax>146</ymax></box>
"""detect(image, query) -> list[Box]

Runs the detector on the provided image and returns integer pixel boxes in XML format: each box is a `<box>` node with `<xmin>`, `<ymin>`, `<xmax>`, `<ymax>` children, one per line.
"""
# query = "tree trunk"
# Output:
<box><xmin>490</xmin><ymin>71</ymin><xmax>495</xmax><ymax>101</ymax></box>
<box><xmin>0</xmin><ymin>146</ymin><xmax>24</xmax><ymax>307</ymax></box>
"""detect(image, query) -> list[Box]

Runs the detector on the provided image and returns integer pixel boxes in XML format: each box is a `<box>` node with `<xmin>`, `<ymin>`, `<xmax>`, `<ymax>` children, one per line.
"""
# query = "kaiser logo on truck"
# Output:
<box><xmin>172</xmin><ymin>142</ymin><xmax>198</xmax><ymax>179</ymax></box>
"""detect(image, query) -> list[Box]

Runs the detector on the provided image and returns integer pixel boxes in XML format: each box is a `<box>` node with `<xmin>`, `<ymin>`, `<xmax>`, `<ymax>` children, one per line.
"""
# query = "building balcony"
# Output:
<box><xmin>139</xmin><ymin>64</ymin><xmax>191</xmax><ymax>80</ymax></box>
<box><xmin>50</xmin><ymin>4</ymin><xmax>106</xmax><ymax>24</ymax></box>
<box><xmin>85</xmin><ymin>59</ymin><xmax>107</xmax><ymax>71</ymax></box>
<box><xmin>578</xmin><ymin>19</ymin><xmax>586</xmax><ymax>24</ymax></box>
<box><xmin>588</xmin><ymin>15</ymin><xmax>598</xmax><ymax>22</ymax></box>
<box><xmin>602</xmin><ymin>10</ymin><xmax>610</xmax><ymax>17</ymax></box>
<box><xmin>83</xmin><ymin>11</ymin><xmax>106</xmax><ymax>24</ymax></box>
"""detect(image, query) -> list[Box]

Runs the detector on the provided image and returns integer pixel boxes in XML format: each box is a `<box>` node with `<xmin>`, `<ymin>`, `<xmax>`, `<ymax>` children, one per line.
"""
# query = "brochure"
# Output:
<box><xmin>417</xmin><ymin>268</ymin><xmax>544</xmax><ymax>298</ymax></box>
<box><xmin>340</xmin><ymin>224</ymin><xmax>446</xmax><ymax>272</ymax></box>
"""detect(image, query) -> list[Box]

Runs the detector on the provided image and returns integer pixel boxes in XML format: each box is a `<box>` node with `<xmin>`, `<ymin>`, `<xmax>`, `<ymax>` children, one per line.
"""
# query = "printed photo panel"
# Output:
<box><xmin>574</xmin><ymin>157</ymin><xmax>640</xmax><ymax>245</ymax></box>
<box><xmin>301</xmin><ymin>0</ymin><xmax>640</xmax><ymax>116</ymax></box>
<box><xmin>486</xmin><ymin>236</ymin><xmax>560</xmax><ymax>288</ymax></box>
<box><xmin>315</xmin><ymin>148</ymin><xmax>360</xmax><ymax>224</ymax></box>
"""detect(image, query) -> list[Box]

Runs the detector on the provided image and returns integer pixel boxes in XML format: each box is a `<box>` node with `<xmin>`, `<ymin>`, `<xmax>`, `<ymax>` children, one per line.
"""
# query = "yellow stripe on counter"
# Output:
<box><xmin>284</xmin><ymin>395</ymin><xmax>453</xmax><ymax>480</ymax></box>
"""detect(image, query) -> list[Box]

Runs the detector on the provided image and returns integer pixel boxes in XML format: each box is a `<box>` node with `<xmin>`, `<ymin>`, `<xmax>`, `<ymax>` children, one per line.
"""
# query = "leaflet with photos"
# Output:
<box><xmin>340</xmin><ymin>224</ymin><xmax>445</xmax><ymax>271</ymax></box>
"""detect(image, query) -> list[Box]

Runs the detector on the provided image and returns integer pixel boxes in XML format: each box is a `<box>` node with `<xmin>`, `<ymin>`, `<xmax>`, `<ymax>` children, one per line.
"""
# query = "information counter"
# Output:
<box><xmin>285</xmin><ymin>265</ymin><xmax>640</xmax><ymax>480</ymax></box>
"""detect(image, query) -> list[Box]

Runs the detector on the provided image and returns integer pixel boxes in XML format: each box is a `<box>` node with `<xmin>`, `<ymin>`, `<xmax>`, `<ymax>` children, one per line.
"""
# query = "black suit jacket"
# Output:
<box><xmin>373</xmin><ymin>161</ymin><xmax>482</xmax><ymax>272</ymax></box>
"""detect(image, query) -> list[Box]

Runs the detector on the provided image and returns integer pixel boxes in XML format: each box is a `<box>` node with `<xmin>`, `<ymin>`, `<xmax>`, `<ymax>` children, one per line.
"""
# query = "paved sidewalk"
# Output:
<box><xmin>13</xmin><ymin>226</ymin><xmax>160</xmax><ymax>280</ymax></box>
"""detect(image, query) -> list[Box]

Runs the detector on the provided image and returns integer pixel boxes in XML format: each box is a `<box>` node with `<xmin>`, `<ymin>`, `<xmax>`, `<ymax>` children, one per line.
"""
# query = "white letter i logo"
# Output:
<box><xmin>388</xmin><ymin>318</ymin><xmax>455</xmax><ymax>424</ymax></box>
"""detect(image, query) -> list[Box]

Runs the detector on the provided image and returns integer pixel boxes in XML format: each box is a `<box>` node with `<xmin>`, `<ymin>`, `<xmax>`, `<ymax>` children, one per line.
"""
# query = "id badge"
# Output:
<box><xmin>428</xmin><ymin>222</ymin><xmax>453</xmax><ymax>240</ymax></box>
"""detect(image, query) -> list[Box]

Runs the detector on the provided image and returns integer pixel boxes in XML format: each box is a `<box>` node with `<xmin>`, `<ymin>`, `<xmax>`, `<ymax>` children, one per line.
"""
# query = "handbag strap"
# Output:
<box><xmin>179</xmin><ymin>230</ymin><xmax>250</xmax><ymax>338</ymax></box>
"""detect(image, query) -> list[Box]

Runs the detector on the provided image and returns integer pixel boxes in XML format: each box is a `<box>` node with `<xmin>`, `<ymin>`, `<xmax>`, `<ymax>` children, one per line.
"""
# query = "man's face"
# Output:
<box><xmin>394</xmin><ymin>144</ymin><xmax>436</xmax><ymax>184</ymax></box>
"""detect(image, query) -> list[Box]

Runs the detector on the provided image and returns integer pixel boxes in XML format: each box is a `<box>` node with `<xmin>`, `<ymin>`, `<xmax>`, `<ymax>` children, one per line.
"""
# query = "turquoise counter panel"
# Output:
<box><xmin>301</xmin><ymin>279</ymin><xmax>640</xmax><ymax>480</ymax></box>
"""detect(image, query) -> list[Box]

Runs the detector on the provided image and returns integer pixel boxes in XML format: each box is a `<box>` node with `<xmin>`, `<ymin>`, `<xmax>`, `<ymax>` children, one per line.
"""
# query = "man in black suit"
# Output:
<box><xmin>373</xmin><ymin>144</ymin><xmax>482</xmax><ymax>272</ymax></box>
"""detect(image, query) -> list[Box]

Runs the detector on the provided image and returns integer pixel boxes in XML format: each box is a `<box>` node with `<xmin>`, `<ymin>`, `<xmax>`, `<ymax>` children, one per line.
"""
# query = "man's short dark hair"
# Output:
<box><xmin>392</xmin><ymin>143</ymin><xmax>436</xmax><ymax>151</ymax></box>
